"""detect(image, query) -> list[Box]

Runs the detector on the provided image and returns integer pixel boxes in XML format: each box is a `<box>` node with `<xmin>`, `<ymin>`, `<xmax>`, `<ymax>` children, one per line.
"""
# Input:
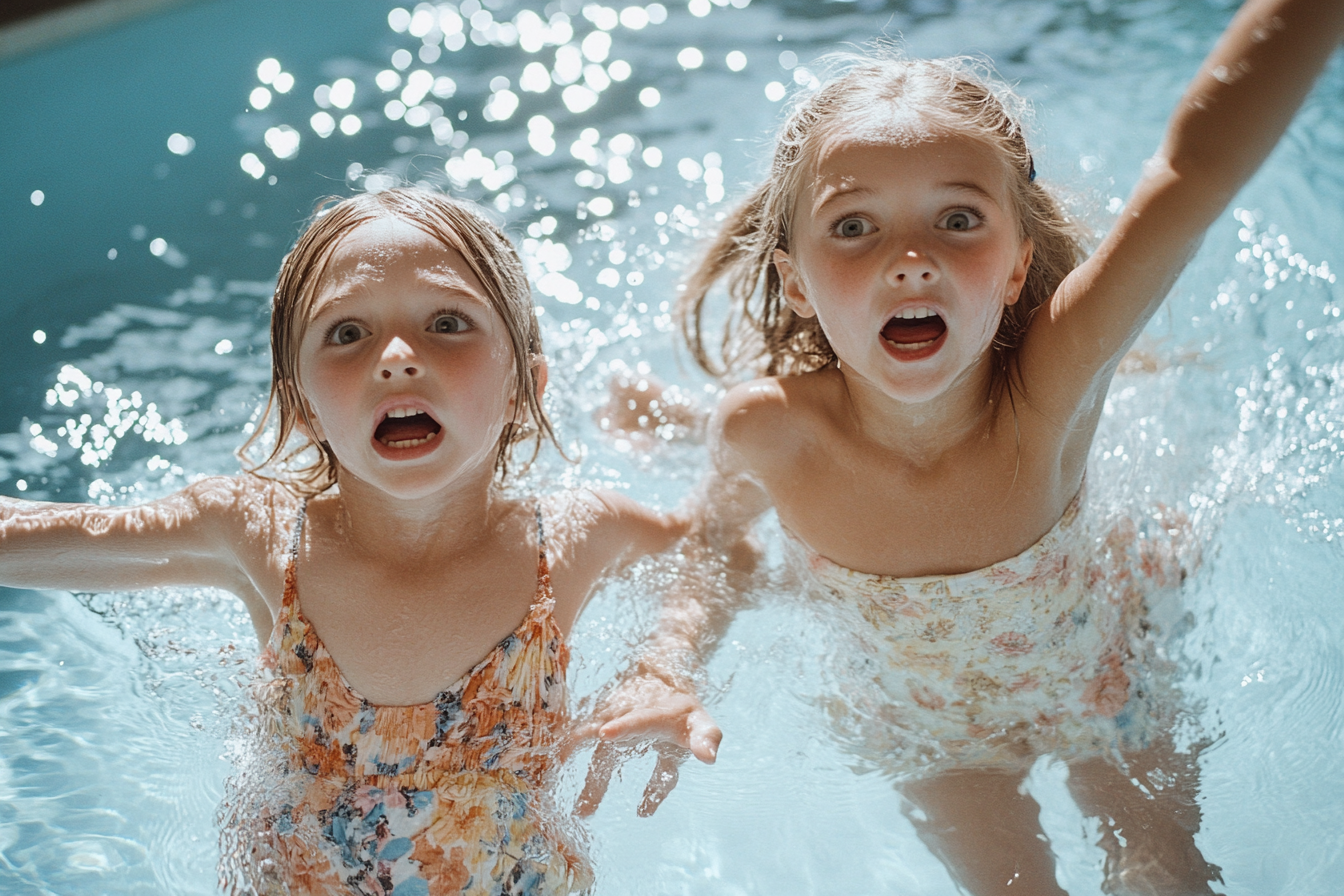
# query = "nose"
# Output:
<box><xmin>886</xmin><ymin>246</ymin><xmax>940</xmax><ymax>287</ymax></box>
<box><xmin>378</xmin><ymin>336</ymin><xmax>420</xmax><ymax>379</ymax></box>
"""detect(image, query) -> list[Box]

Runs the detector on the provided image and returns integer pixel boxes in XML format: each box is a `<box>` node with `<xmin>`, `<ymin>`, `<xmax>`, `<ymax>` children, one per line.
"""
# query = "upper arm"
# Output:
<box><xmin>1017</xmin><ymin>160</ymin><xmax>1202</xmax><ymax>423</ymax></box>
<box><xmin>0</xmin><ymin>475</ymin><xmax>270</xmax><ymax>598</ymax></box>
<box><xmin>538</xmin><ymin>486</ymin><xmax>686</xmax><ymax>633</ymax></box>
<box><xmin>691</xmin><ymin>381</ymin><xmax>781</xmax><ymax>549</ymax></box>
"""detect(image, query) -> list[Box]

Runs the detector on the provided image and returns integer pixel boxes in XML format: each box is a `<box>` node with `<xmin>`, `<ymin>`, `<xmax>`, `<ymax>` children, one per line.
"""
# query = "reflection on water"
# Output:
<box><xmin>1</xmin><ymin>0</ymin><xmax>1343</xmax><ymax>893</ymax></box>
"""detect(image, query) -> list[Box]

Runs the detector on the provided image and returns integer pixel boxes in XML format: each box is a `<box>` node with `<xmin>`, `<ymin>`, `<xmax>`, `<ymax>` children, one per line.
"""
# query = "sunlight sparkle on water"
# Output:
<box><xmin>310</xmin><ymin>112</ymin><xmax>335</xmax><ymax>138</ymax></box>
<box><xmin>677</xmin><ymin>47</ymin><xmax>704</xmax><ymax>69</ymax></box>
<box><xmin>264</xmin><ymin>126</ymin><xmax>300</xmax><ymax>160</ymax></box>
<box><xmin>329</xmin><ymin>78</ymin><xmax>355</xmax><ymax>109</ymax></box>
<box><xmin>239</xmin><ymin>153</ymin><xmax>265</xmax><ymax>179</ymax></box>
<box><xmin>166</xmin><ymin>133</ymin><xmax>195</xmax><ymax>155</ymax></box>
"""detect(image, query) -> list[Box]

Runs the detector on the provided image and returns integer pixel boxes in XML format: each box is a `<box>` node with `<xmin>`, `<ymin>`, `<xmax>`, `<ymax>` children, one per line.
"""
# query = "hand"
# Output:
<box><xmin>570</xmin><ymin>666</ymin><xmax>722</xmax><ymax>818</ymax></box>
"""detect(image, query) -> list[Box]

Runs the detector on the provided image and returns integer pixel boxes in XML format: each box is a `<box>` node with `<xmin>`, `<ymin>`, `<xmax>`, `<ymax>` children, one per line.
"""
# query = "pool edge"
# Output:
<box><xmin>0</xmin><ymin>0</ymin><xmax>200</xmax><ymax>62</ymax></box>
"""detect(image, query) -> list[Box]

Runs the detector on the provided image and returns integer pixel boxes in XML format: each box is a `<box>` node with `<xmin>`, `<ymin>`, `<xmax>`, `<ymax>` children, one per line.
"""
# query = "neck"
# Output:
<box><xmin>838</xmin><ymin>356</ymin><xmax>1001</xmax><ymax>467</ymax></box>
<box><xmin>324</xmin><ymin>465</ymin><xmax>505</xmax><ymax>562</ymax></box>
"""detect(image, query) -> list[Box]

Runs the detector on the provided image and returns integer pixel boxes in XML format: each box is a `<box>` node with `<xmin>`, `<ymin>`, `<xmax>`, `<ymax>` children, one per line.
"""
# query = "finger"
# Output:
<box><xmin>567</xmin><ymin>717</ymin><xmax>603</xmax><ymax>746</ymax></box>
<box><xmin>686</xmin><ymin>709</ymin><xmax>723</xmax><ymax>765</ymax></box>
<box><xmin>598</xmin><ymin>707</ymin><xmax>694</xmax><ymax>744</ymax></box>
<box><xmin>637</xmin><ymin>744</ymin><xmax>686</xmax><ymax>818</ymax></box>
<box><xmin>575</xmin><ymin>740</ymin><xmax>620</xmax><ymax>818</ymax></box>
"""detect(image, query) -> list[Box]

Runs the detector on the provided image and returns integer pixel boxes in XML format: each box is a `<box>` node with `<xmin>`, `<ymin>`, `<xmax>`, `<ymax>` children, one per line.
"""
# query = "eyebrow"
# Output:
<box><xmin>309</xmin><ymin>276</ymin><xmax>490</xmax><ymax>323</ymax></box>
<box><xmin>417</xmin><ymin>269</ymin><xmax>490</xmax><ymax>302</ymax></box>
<box><xmin>812</xmin><ymin>179</ymin><xmax>1003</xmax><ymax>212</ymax></box>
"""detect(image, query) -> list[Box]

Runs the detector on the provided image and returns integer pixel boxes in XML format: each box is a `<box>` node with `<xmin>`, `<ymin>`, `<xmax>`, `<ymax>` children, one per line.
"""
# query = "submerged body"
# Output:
<box><xmin>789</xmin><ymin>488</ymin><xmax>1189</xmax><ymax>777</ymax></box>
<box><xmin>223</xmin><ymin>504</ymin><xmax>589</xmax><ymax>896</ymax></box>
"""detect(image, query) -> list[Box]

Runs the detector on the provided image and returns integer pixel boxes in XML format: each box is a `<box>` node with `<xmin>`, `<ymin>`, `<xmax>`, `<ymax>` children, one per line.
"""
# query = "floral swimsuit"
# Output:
<box><xmin>221</xmin><ymin>503</ymin><xmax>591</xmax><ymax>896</ymax></box>
<box><xmin>788</xmin><ymin>490</ymin><xmax>1189</xmax><ymax>779</ymax></box>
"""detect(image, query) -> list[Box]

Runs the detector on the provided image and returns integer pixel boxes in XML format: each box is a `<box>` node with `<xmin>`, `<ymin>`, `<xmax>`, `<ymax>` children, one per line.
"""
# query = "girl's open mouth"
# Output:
<box><xmin>374</xmin><ymin>408</ymin><xmax>442</xmax><ymax>449</ymax></box>
<box><xmin>880</xmin><ymin>313</ymin><xmax>947</xmax><ymax>358</ymax></box>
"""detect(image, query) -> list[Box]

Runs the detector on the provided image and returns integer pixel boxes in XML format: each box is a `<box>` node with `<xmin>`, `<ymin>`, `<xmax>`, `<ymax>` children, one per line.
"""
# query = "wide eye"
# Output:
<box><xmin>835</xmin><ymin>216</ymin><xmax>874</xmax><ymax>238</ymax></box>
<box><xmin>941</xmin><ymin>210</ymin><xmax>980</xmax><ymax>232</ymax></box>
<box><xmin>329</xmin><ymin>322</ymin><xmax>367</xmax><ymax>345</ymax></box>
<box><xmin>431</xmin><ymin>313</ymin><xmax>471</xmax><ymax>334</ymax></box>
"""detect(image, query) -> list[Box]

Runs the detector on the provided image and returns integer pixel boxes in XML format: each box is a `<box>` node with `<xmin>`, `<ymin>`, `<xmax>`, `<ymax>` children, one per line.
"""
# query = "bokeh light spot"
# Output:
<box><xmin>677</xmin><ymin>47</ymin><xmax>703</xmax><ymax>69</ymax></box>
<box><xmin>166</xmin><ymin>133</ymin><xmax>195</xmax><ymax>155</ymax></box>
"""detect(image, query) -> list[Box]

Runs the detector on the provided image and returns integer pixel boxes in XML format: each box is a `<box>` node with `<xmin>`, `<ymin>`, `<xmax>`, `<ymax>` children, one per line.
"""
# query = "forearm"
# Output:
<box><xmin>638</xmin><ymin>408</ymin><xmax>774</xmax><ymax>683</ymax></box>
<box><xmin>1163</xmin><ymin>0</ymin><xmax>1344</xmax><ymax>191</ymax></box>
<box><xmin>639</xmin><ymin>534</ymin><xmax>759</xmax><ymax>681</ymax></box>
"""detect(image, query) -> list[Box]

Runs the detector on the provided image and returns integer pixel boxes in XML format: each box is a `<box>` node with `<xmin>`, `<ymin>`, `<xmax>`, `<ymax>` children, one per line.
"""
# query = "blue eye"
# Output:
<box><xmin>431</xmin><ymin>313</ymin><xmax>470</xmax><ymax>334</ymax></box>
<box><xmin>836</xmin><ymin>217</ymin><xmax>873</xmax><ymax>238</ymax></box>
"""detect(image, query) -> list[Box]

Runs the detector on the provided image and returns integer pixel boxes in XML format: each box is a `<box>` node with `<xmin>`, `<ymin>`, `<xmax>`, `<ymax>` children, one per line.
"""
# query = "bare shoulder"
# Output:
<box><xmin>192</xmin><ymin>473</ymin><xmax>302</xmax><ymax>559</ymax></box>
<box><xmin>713</xmin><ymin>370</ymin><xmax>838</xmax><ymax>473</ymax></box>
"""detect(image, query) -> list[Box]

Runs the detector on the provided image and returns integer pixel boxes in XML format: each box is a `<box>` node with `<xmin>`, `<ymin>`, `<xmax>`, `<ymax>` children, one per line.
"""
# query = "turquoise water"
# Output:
<box><xmin>2</xmin><ymin>0</ymin><xmax>1342</xmax><ymax>892</ymax></box>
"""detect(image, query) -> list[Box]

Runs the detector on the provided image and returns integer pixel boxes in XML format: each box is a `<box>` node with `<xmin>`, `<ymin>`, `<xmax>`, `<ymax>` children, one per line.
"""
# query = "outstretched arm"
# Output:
<box><xmin>573</xmin><ymin>406</ymin><xmax>773</xmax><ymax>816</ymax></box>
<box><xmin>1023</xmin><ymin>0</ymin><xmax>1344</xmax><ymax>422</ymax></box>
<box><xmin>0</xmin><ymin>476</ymin><xmax>277</xmax><ymax>634</ymax></box>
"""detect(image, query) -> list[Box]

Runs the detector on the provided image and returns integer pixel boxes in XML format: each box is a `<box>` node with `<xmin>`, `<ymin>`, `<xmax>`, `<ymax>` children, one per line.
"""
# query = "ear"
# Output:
<box><xmin>1004</xmin><ymin>238</ymin><xmax>1034</xmax><ymax>307</ymax></box>
<box><xmin>773</xmin><ymin>248</ymin><xmax>816</xmax><ymax>319</ymax></box>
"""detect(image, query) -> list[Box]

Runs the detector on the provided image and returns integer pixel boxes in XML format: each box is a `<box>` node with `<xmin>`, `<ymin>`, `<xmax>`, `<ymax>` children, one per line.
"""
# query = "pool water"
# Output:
<box><xmin>2</xmin><ymin>0</ymin><xmax>1342</xmax><ymax>892</ymax></box>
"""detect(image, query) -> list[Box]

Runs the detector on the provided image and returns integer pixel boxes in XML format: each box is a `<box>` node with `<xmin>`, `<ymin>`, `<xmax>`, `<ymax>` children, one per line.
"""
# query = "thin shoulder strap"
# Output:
<box><xmin>534</xmin><ymin>500</ymin><xmax>554</xmax><ymax>603</ymax></box>
<box><xmin>276</xmin><ymin>499</ymin><xmax>308</xmax><ymax>620</ymax></box>
<box><xmin>287</xmin><ymin>500</ymin><xmax>308</xmax><ymax>567</ymax></box>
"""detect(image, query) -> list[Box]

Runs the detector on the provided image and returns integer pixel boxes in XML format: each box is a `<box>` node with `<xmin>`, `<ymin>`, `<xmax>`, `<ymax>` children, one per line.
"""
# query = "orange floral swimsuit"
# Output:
<box><xmin>789</xmin><ymin>490</ymin><xmax>1190</xmax><ymax>779</ymax></box>
<box><xmin>221</xmin><ymin>504</ymin><xmax>591</xmax><ymax>896</ymax></box>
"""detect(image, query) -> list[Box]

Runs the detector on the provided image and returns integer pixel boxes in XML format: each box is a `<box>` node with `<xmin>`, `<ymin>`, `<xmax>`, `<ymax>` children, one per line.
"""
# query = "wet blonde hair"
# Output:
<box><xmin>240</xmin><ymin>187</ymin><xmax>558</xmax><ymax>495</ymax></box>
<box><xmin>679</xmin><ymin>51</ymin><xmax>1087</xmax><ymax>392</ymax></box>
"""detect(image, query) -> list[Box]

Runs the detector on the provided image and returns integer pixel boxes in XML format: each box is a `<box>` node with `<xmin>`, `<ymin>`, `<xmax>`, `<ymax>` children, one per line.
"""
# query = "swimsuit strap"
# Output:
<box><xmin>278</xmin><ymin>499</ymin><xmax>308</xmax><ymax>617</ymax></box>
<box><xmin>288</xmin><ymin>499</ymin><xmax>308</xmax><ymax>567</ymax></box>
<box><xmin>534</xmin><ymin>500</ymin><xmax>555</xmax><ymax>607</ymax></box>
<box><xmin>535</xmin><ymin>501</ymin><xmax>547</xmax><ymax>565</ymax></box>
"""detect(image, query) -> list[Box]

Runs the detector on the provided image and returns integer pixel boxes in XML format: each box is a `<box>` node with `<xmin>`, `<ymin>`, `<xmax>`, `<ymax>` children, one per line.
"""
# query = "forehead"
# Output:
<box><xmin>313</xmin><ymin>216</ymin><xmax>488</xmax><ymax>308</ymax></box>
<box><xmin>803</xmin><ymin>121</ymin><xmax>1010</xmax><ymax>205</ymax></box>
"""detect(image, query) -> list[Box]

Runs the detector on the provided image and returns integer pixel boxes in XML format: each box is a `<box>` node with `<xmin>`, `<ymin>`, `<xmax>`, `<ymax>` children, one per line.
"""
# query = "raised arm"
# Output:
<box><xmin>1022</xmin><ymin>0</ymin><xmax>1344</xmax><ymax>420</ymax></box>
<box><xmin>0</xmin><ymin>476</ymin><xmax>279</xmax><ymax>635</ymax></box>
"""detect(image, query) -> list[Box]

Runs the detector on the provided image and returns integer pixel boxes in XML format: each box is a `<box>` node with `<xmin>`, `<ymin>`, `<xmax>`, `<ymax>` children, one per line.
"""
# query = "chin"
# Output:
<box><xmin>864</xmin><ymin>363</ymin><xmax>957</xmax><ymax>405</ymax></box>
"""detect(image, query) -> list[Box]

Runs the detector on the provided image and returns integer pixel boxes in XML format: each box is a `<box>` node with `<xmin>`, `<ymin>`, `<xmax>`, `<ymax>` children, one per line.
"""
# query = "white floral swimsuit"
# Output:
<box><xmin>786</xmin><ymin>491</ymin><xmax>1189</xmax><ymax>779</ymax></box>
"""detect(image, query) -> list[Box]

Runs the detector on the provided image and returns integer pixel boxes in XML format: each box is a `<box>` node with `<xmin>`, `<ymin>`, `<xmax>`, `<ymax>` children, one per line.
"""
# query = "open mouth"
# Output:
<box><xmin>374</xmin><ymin>407</ymin><xmax>442</xmax><ymax>449</ymax></box>
<box><xmin>881</xmin><ymin>312</ymin><xmax>947</xmax><ymax>352</ymax></box>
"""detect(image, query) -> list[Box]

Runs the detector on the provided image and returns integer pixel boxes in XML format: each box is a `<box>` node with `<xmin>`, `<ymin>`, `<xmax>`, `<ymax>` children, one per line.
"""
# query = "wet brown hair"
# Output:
<box><xmin>239</xmin><ymin>187</ymin><xmax>559</xmax><ymax>495</ymax></box>
<box><xmin>679</xmin><ymin>51</ymin><xmax>1087</xmax><ymax>393</ymax></box>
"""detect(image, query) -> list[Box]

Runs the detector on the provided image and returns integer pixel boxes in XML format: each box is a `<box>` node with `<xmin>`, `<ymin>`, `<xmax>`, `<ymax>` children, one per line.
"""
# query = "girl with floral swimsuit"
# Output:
<box><xmin>0</xmin><ymin>188</ymin><xmax>698</xmax><ymax>895</ymax></box>
<box><xmin>585</xmin><ymin>1</ymin><xmax>1344</xmax><ymax>892</ymax></box>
